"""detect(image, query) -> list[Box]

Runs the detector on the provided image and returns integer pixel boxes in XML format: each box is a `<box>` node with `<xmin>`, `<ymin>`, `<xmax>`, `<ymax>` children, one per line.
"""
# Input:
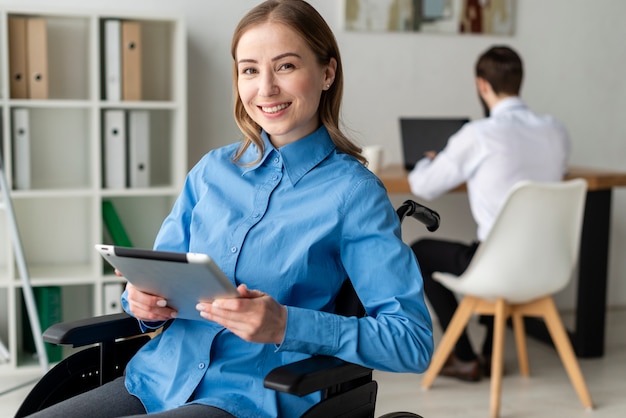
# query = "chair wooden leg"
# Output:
<box><xmin>489</xmin><ymin>298</ymin><xmax>508</xmax><ymax>418</ymax></box>
<box><xmin>421</xmin><ymin>296</ymin><xmax>478</xmax><ymax>389</ymax></box>
<box><xmin>540</xmin><ymin>297</ymin><xmax>594</xmax><ymax>410</ymax></box>
<box><xmin>512</xmin><ymin>312</ymin><xmax>529</xmax><ymax>377</ymax></box>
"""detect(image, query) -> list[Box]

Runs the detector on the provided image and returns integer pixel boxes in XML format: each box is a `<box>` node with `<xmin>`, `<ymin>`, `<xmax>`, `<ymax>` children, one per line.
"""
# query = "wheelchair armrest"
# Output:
<box><xmin>43</xmin><ymin>312</ymin><xmax>145</xmax><ymax>348</ymax></box>
<box><xmin>263</xmin><ymin>355</ymin><xmax>373</xmax><ymax>397</ymax></box>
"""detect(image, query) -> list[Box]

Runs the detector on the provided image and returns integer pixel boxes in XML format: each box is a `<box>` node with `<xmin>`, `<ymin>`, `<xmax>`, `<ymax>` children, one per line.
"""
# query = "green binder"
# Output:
<box><xmin>102</xmin><ymin>200</ymin><xmax>133</xmax><ymax>247</ymax></box>
<box><xmin>22</xmin><ymin>286</ymin><xmax>63</xmax><ymax>363</ymax></box>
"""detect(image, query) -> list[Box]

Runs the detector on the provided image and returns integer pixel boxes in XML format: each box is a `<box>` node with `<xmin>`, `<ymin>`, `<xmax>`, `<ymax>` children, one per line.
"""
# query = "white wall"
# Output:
<box><xmin>6</xmin><ymin>0</ymin><xmax>626</xmax><ymax>309</ymax></box>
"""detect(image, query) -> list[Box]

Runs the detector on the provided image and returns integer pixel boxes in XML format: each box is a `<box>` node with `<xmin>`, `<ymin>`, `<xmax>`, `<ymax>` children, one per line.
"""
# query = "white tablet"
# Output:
<box><xmin>95</xmin><ymin>245</ymin><xmax>239</xmax><ymax>321</ymax></box>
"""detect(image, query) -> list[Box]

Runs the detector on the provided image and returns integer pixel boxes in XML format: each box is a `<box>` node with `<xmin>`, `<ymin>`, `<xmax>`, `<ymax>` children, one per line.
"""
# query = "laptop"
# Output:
<box><xmin>400</xmin><ymin>117</ymin><xmax>469</xmax><ymax>170</ymax></box>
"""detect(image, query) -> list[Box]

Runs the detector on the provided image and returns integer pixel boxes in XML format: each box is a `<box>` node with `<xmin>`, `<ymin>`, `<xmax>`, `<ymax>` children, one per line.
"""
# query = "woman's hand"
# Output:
<box><xmin>125</xmin><ymin>282</ymin><xmax>178</xmax><ymax>322</ymax></box>
<box><xmin>196</xmin><ymin>284</ymin><xmax>287</xmax><ymax>344</ymax></box>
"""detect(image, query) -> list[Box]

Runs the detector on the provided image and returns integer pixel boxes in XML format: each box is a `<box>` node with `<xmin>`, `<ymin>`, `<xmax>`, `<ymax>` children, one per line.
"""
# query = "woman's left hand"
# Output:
<box><xmin>196</xmin><ymin>284</ymin><xmax>287</xmax><ymax>344</ymax></box>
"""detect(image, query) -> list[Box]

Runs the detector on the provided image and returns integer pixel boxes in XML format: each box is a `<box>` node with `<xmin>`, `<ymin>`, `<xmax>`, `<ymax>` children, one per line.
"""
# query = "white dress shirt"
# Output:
<box><xmin>408</xmin><ymin>97</ymin><xmax>570</xmax><ymax>241</ymax></box>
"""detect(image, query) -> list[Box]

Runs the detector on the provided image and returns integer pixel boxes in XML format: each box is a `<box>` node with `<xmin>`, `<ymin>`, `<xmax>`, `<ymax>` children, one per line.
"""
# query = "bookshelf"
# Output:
<box><xmin>0</xmin><ymin>7</ymin><xmax>186</xmax><ymax>371</ymax></box>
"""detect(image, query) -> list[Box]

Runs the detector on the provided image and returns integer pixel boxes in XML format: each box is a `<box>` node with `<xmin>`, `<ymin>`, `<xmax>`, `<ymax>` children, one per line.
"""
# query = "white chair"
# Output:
<box><xmin>420</xmin><ymin>179</ymin><xmax>593</xmax><ymax>418</ymax></box>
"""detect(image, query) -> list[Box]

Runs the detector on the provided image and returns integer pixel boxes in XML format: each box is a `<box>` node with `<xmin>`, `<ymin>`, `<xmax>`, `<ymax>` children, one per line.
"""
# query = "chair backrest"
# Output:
<box><xmin>438</xmin><ymin>179</ymin><xmax>587</xmax><ymax>303</ymax></box>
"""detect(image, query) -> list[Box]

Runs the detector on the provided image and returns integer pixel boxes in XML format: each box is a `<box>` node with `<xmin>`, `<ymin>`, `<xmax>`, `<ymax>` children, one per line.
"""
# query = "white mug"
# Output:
<box><xmin>362</xmin><ymin>145</ymin><xmax>384</xmax><ymax>174</ymax></box>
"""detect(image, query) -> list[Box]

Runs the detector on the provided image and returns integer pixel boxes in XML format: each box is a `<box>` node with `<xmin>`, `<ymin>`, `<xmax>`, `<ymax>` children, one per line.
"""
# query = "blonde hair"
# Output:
<box><xmin>230</xmin><ymin>0</ymin><xmax>364</xmax><ymax>164</ymax></box>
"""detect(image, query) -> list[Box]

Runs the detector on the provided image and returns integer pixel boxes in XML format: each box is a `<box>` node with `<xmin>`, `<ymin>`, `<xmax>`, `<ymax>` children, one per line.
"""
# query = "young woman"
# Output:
<box><xmin>29</xmin><ymin>1</ymin><xmax>433</xmax><ymax>417</ymax></box>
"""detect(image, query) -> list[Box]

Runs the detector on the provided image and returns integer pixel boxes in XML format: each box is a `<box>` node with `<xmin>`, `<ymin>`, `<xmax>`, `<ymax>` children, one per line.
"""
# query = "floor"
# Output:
<box><xmin>1</xmin><ymin>309</ymin><xmax>624</xmax><ymax>417</ymax></box>
<box><xmin>374</xmin><ymin>308</ymin><xmax>626</xmax><ymax>417</ymax></box>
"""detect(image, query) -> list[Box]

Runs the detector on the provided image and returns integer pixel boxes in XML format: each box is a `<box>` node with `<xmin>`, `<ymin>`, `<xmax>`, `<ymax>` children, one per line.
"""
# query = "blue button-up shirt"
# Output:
<box><xmin>122</xmin><ymin>126</ymin><xmax>433</xmax><ymax>417</ymax></box>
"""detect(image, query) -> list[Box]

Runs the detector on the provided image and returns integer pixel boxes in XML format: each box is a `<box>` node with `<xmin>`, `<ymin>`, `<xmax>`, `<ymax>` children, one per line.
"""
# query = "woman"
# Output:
<box><xmin>29</xmin><ymin>1</ymin><xmax>432</xmax><ymax>417</ymax></box>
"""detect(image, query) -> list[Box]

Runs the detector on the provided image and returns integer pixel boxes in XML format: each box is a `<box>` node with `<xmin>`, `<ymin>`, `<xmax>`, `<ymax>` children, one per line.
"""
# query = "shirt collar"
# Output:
<box><xmin>241</xmin><ymin>126</ymin><xmax>336</xmax><ymax>186</ymax></box>
<box><xmin>490</xmin><ymin>96</ymin><xmax>527</xmax><ymax>117</ymax></box>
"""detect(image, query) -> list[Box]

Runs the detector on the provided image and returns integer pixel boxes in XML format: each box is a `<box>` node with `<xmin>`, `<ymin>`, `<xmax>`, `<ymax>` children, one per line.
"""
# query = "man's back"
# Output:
<box><xmin>466</xmin><ymin>98</ymin><xmax>570</xmax><ymax>239</ymax></box>
<box><xmin>408</xmin><ymin>97</ymin><xmax>570</xmax><ymax>240</ymax></box>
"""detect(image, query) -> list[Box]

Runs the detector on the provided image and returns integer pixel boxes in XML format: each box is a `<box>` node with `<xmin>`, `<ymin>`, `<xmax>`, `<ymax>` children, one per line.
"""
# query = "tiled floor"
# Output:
<box><xmin>2</xmin><ymin>309</ymin><xmax>624</xmax><ymax>417</ymax></box>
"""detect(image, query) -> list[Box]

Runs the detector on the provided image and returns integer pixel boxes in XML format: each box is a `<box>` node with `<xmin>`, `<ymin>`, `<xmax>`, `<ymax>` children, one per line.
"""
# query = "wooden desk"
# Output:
<box><xmin>379</xmin><ymin>164</ymin><xmax>626</xmax><ymax>193</ymax></box>
<box><xmin>380</xmin><ymin>164</ymin><xmax>626</xmax><ymax>358</ymax></box>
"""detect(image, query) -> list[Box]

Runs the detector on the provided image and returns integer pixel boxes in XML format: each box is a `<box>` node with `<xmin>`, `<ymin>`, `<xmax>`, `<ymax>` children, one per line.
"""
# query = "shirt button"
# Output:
<box><xmin>253</xmin><ymin>212</ymin><xmax>260</xmax><ymax>218</ymax></box>
<box><xmin>230</xmin><ymin>247</ymin><xmax>237</xmax><ymax>253</ymax></box>
<box><xmin>273</xmin><ymin>157</ymin><xmax>279</xmax><ymax>164</ymax></box>
<box><xmin>272</xmin><ymin>175</ymin><xmax>278</xmax><ymax>181</ymax></box>
<box><xmin>198</xmin><ymin>363</ymin><xmax>206</xmax><ymax>369</ymax></box>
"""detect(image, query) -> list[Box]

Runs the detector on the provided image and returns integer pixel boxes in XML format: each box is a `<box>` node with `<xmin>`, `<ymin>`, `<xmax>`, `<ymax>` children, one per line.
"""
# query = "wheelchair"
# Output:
<box><xmin>16</xmin><ymin>200</ymin><xmax>439</xmax><ymax>418</ymax></box>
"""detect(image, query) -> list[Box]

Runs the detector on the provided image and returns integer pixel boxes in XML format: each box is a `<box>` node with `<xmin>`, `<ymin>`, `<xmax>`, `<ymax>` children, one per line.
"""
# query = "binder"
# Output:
<box><xmin>102</xmin><ymin>200</ymin><xmax>133</xmax><ymax>247</ymax></box>
<box><xmin>103</xmin><ymin>282</ymin><xmax>125</xmax><ymax>314</ymax></box>
<box><xmin>103</xmin><ymin>19</ymin><xmax>122</xmax><ymax>101</ymax></box>
<box><xmin>12</xmin><ymin>108</ymin><xmax>31</xmax><ymax>190</ymax></box>
<box><xmin>26</xmin><ymin>17</ymin><xmax>49</xmax><ymax>99</ymax></box>
<box><xmin>128</xmin><ymin>110</ymin><xmax>150</xmax><ymax>188</ymax></box>
<box><xmin>8</xmin><ymin>17</ymin><xmax>28</xmax><ymax>99</ymax></box>
<box><xmin>121</xmin><ymin>21</ymin><xmax>142</xmax><ymax>101</ymax></box>
<box><xmin>103</xmin><ymin>109</ymin><xmax>127</xmax><ymax>189</ymax></box>
<box><xmin>22</xmin><ymin>286</ymin><xmax>63</xmax><ymax>363</ymax></box>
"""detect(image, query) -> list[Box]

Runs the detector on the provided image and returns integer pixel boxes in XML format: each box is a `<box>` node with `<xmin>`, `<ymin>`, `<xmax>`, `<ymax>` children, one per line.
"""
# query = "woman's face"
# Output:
<box><xmin>236</xmin><ymin>22</ymin><xmax>336</xmax><ymax>148</ymax></box>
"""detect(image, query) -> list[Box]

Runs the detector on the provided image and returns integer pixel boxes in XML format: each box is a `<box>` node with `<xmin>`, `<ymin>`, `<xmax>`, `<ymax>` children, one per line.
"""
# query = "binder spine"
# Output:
<box><xmin>102</xmin><ymin>200</ymin><xmax>133</xmax><ymax>247</ymax></box>
<box><xmin>103</xmin><ymin>109</ymin><xmax>127</xmax><ymax>189</ymax></box>
<box><xmin>103</xmin><ymin>19</ymin><xmax>122</xmax><ymax>101</ymax></box>
<box><xmin>12</xmin><ymin>108</ymin><xmax>31</xmax><ymax>190</ymax></box>
<box><xmin>25</xmin><ymin>17</ymin><xmax>49</xmax><ymax>99</ymax></box>
<box><xmin>128</xmin><ymin>110</ymin><xmax>150</xmax><ymax>188</ymax></box>
<box><xmin>21</xmin><ymin>287</ymin><xmax>63</xmax><ymax>362</ymax></box>
<box><xmin>8</xmin><ymin>17</ymin><xmax>28</xmax><ymax>99</ymax></box>
<box><xmin>103</xmin><ymin>282</ymin><xmax>125</xmax><ymax>314</ymax></box>
<box><xmin>121</xmin><ymin>21</ymin><xmax>142</xmax><ymax>101</ymax></box>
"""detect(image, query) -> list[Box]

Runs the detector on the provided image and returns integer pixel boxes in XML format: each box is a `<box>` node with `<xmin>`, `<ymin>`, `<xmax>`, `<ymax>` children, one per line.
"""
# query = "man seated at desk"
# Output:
<box><xmin>408</xmin><ymin>45</ymin><xmax>570</xmax><ymax>381</ymax></box>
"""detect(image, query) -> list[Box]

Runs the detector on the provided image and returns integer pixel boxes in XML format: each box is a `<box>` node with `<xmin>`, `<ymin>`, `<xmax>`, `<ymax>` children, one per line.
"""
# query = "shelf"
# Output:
<box><xmin>6</xmin><ymin>99</ymin><xmax>92</xmax><ymax>108</ymax></box>
<box><xmin>18</xmin><ymin>265</ymin><xmax>95</xmax><ymax>284</ymax></box>
<box><xmin>0</xmin><ymin>6</ymin><xmax>186</xmax><ymax>371</ymax></box>
<box><xmin>15</xmin><ymin>284</ymin><xmax>94</xmax><ymax>367</ymax></box>
<box><xmin>8</xmin><ymin>107</ymin><xmax>92</xmax><ymax>190</ymax></box>
<box><xmin>13</xmin><ymin>197</ymin><xmax>93</xmax><ymax>267</ymax></box>
<box><xmin>98</xmin><ymin>17</ymin><xmax>179</xmax><ymax>102</ymax></box>
<box><xmin>101</xmin><ymin>195</ymin><xmax>176</xmax><ymax>249</ymax></box>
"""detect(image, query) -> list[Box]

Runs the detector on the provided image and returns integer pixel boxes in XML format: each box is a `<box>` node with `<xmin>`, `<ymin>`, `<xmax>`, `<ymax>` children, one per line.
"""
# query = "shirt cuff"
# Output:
<box><xmin>275</xmin><ymin>306</ymin><xmax>340</xmax><ymax>356</ymax></box>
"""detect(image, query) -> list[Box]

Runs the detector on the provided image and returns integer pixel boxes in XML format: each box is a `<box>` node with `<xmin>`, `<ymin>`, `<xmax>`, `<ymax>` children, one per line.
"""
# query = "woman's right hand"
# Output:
<box><xmin>125</xmin><ymin>282</ymin><xmax>178</xmax><ymax>321</ymax></box>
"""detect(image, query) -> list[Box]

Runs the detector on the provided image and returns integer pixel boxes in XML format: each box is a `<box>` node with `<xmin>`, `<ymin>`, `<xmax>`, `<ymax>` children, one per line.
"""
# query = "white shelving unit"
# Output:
<box><xmin>0</xmin><ymin>6</ymin><xmax>186</xmax><ymax>371</ymax></box>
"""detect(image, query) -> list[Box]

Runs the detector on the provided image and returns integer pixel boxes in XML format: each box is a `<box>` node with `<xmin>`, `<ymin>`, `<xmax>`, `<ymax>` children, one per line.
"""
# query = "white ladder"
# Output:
<box><xmin>0</xmin><ymin>152</ymin><xmax>48</xmax><ymax>372</ymax></box>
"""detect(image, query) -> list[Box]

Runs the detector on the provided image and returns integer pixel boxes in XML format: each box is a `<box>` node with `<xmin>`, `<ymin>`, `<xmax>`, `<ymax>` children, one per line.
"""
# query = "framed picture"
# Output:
<box><xmin>344</xmin><ymin>0</ymin><xmax>516</xmax><ymax>35</ymax></box>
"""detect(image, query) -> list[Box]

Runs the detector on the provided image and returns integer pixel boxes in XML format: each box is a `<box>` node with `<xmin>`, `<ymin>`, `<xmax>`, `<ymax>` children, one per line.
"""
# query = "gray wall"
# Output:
<box><xmin>8</xmin><ymin>0</ymin><xmax>626</xmax><ymax>310</ymax></box>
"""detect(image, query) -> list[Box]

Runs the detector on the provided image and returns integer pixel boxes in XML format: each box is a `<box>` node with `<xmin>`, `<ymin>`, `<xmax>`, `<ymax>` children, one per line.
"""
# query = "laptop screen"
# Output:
<box><xmin>400</xmin><ymin>117</ymin><xmax>469</xmax><ymax>170</ymax></box>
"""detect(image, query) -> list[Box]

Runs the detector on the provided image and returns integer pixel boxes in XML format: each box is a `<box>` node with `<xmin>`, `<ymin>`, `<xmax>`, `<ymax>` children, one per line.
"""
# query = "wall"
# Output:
<box><xmin>5</xmin><ymin>0</ymin><xmax>626</xmax><ymax>309</ymax></box>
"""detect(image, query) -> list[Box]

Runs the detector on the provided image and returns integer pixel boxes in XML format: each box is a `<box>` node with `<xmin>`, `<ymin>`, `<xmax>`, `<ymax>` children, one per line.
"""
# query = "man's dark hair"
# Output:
<box><xmin>475</xmin><ymin>45</ymin><xmax>523</xmax><ymax>95</ymax></box>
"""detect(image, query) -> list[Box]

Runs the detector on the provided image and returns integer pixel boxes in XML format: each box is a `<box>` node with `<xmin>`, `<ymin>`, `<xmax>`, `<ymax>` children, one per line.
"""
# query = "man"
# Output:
<box><xmin>408</xmin><ymin>45</ymin><xmax>570</xmax><ymax>381</ymax></box>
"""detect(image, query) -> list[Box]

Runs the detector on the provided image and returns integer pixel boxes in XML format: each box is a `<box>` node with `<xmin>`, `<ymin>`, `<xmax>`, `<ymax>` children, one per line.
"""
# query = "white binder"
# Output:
<box><xmin>128</xmin><ymin>110</ymin><xmax>150</xmax><ymax>188</ymax></box>
<box><xmin>104</xmin><ymin>19</ymin><xmax>122</xmax><ymax>101</ymax></box>
<box><xmin>103</xmin><ymin>282</ymin><xmax>124</xmax><ymax>314</ymax></box>
<box><xmin>103</xmin><ymin>109</ymin><xmax>127</xmax><ymax>189</ymax></box>
<box><xmin>12</xmin><ymin>108</ymin><xmax>31</xmax><ymax>190</ymax></box>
